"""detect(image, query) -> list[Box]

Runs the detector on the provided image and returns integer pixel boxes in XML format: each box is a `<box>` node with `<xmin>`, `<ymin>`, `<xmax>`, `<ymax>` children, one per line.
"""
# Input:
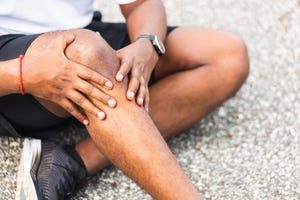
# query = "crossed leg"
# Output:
<box><xmin>35</xmin><ymin>29</ymin><xmax>202</xmax><ymax>199</ymax></box>
<box><xmin>35</xmin><ymin>27</ymin><xmax>249</xmax><ymax>199</ymax></box>
<box><xmin>75</xmin><ymin>27</ymin><xmax>249</xmax><ymax>174</ymax></box>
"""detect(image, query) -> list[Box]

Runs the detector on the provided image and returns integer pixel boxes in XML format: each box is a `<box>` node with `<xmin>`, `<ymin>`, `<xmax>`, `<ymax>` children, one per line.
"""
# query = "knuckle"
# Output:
<box><xmin>76</xmin><ymin>96</ymin><xmax>85</xmax><ymax>105</ymax></box>
<box><xmin>140</xmin><ymin>77</ymin><xmax>146</xmax><ymax>84</ymax></box>
<box><xmin>96</xmin><ymin>75</ymin><xmax>105</xmax><ymax>83</ymax></box>
<box><xmin>131</xmin><ymin>76</ymin><xmax>139</xmax><ymax>83</ymax></box>
<box><xmin>85</xmin><ymin>85</ymin><xmax>94</xmax><ymax>95</ymax></box>
<box><xmin>139</xmin><ymin>85</ymin><xmax>145</xmax><ymax>93</ymax></box>
<box><xmin>137</xmin><ymin>62</ymin><xmax>144</xmax><ymax>69</ymax></box>
<box><xmin>140</xmin><ymin>89</ymin><xmax>146</xmax><ymax>95</ymax></box>
<box><xmin>65</xmin><ymin>105</ymin><xmax>74</xmax><ymax>113</ymax></box>
<box><xmin>142</xmin><ymin>84</ymin><xmax>148</xmax><ymax>91</ymax></box>
<box><xmin>85</xmin><ymin>70</ymin><xmax>93</xmax><ymax>79</ymax></box>
<box><xmin>120</xmin><ymin>64</ymin><xmax>129</xmax><ymax>73</ymax></box>
<box><xmin>86</xmin><ymin>104</ymin><xmax>98</xmax><ymax>115</ymax></box>
<box><xmin>124</xmin><ymin>59</ymin><xmax>133</xmax><ymax>68</ymax></box>
<box><xmin>60</xmin><ymin>99</ymin><xmax>77</xmax><ymax>114</ymax></box>
<box><xmin>95</xmin><ymin>92</ymin><xmax>107</xmax><ymax>102</ymax></box>
<box><xmin>74</xmin><ymin>112</ymin><xmax>84</xmax><ymax>121</ymax></box>
<box><xmin>62</xmin><ymin>62</ymin><xmax>73</xmax><ymax>71</ymax></box>
<box><xmin>98</xmin><ymin>93</ymin><xmax>109</xmax><ymax>101</ymax></box>
<box><xmin>131</xmin><ymin>84</ymin><xmax>139</xmax><ymax>91</ymax></box>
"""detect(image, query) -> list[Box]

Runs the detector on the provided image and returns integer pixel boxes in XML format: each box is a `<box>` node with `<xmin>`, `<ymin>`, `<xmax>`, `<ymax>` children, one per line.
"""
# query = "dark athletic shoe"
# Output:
<box><xmin>16</xmin><ymin>138</ymin><xmax>87</xmax><ymax>200</ymax></box>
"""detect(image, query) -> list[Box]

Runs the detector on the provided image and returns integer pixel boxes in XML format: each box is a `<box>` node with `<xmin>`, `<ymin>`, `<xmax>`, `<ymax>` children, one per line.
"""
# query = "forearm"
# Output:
<box><xmin>0</xmin><ymin>59</ymin><xmax>19</xmax><ymax>96</ymax></box>
<box><xmin>122</xmin><ymin>0</ymin><xmax>167</xmax><ymax>42</ymax></box>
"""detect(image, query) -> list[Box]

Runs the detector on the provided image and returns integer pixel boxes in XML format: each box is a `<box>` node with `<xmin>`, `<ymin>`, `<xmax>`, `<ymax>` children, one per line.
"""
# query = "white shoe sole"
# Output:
<box><xmin>15</xmin><ymin>138</ymin><xmax>41</xmax><ymax>200</ymax></box>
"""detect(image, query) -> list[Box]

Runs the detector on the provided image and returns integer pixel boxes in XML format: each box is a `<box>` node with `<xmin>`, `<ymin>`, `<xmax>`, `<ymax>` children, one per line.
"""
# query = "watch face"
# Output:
<box><xmin>153</xmin><ymin>35</ymin><xmax>166</xmax><ymax>55</ymax></box>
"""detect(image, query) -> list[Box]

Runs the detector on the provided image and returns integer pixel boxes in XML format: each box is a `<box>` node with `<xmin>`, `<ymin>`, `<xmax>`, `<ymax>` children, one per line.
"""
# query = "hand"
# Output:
<box><xmin>22</xmin><ymin>34</ymin><xmax>116</xmax><ymax>124</ymax></box>
<box><xmin>115</xmin><ymin>39</ymin><xmax>159</xmax><ymax>111</ymax></box>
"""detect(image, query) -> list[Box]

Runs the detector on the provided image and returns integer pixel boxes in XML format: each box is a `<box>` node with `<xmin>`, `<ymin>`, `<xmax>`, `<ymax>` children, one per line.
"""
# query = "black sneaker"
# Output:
<box><xmin>16</xmin><ymin>138</ymin><xmax>87</xmax><ymax>200</ymax></box>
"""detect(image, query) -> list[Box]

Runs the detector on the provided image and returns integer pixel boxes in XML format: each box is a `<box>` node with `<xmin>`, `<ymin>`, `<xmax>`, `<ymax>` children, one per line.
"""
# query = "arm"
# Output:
<box><xmin>120</xmin><ymin>0</ymin><xmax>167</xmax><ymax>43</ymax></box>
<box><xmin>115</xmin><ymin>0</ymin><xmax>167</xmax><ymax>111</ymax></box>
<box><xmin>0</xmin><ymin>34</ymin><xmax>116</xmax><ymax>124</ymax></box>
<box><xmin>0</xmin><ymin>59</ymin><xmax>19</xmax><ymax>96</ymax></box>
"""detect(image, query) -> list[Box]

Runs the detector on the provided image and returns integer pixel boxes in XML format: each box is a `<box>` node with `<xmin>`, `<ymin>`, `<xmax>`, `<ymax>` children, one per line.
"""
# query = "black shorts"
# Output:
<box><xmin>0</xmin><ymin>13</ymin><xmax>176</xmax><ymax>138</ymax></box>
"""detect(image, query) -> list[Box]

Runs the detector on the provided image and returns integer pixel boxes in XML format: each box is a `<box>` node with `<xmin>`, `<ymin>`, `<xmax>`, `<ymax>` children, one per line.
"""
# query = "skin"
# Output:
<box><xmin>75</xmin><ymin>27</ymin><xmax>249</xmax><ymax>174</ymax></box>
<box><xmin>0</xmin><ymin>0</ymin><xmax>249</xmax><ymax>199</ymax></box>
<box><xmin>23</xmin><ymin>29</ymin><xmax>202</xmax><ymax>200</ymax></box>
<box><xmin>0</xmin><ymin>35</ymin><xmax>115</xmax><ymax>125</ymax></box>
<box><xmin>116</xmin><ymin>0</ymin><xmax>167</xmax><ymax>111</ymax></box>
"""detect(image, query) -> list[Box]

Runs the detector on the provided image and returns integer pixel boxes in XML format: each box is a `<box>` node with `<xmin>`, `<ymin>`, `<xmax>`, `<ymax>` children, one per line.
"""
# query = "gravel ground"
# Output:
<box><xmin>1</xmin><ymin>0</ymin><xmax>300</xmax><ymax>199</ymax></box>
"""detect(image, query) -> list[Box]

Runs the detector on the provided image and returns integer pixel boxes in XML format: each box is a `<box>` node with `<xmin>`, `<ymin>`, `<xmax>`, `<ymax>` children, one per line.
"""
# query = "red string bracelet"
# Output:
<box><xmin>19</xmin><ymin>54</ymin><xmax>25</xmax><ymax>95</ymax></box>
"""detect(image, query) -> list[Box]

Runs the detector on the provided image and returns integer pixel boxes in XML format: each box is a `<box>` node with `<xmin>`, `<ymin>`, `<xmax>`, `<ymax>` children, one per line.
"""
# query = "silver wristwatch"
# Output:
<box><xmin>135</xmin><ymin>34</ymin><xmax>166</xmax><ymax>56</ymax></box>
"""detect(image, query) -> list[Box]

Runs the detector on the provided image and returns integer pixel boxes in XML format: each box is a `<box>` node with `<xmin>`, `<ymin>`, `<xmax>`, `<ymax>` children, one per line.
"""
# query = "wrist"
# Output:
<box><xmin>135</xmin><ymin>38</ymin><xmax>159</xmax><ymax>61</ymax></box>
<box><xmin>0</xmin><ymin>59</ymin><xmax>20</xmax><ymax>95</ymax></box>
<box><xmin>135</xmin><ymin>34</ymin><xmax>166</xmax><ymax>57</ymax></box>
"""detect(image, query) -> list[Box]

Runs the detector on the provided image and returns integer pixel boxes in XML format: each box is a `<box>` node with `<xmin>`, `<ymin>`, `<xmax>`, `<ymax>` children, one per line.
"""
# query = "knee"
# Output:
<box><xmin>216</xmin><ymin>32</ymin><xmax>250</xmax><ymax>93</ymax></box>
<box><xmin>64</xmin><ymin>29</ymin><xmax>120</xmax><ymax>79</ymax></box>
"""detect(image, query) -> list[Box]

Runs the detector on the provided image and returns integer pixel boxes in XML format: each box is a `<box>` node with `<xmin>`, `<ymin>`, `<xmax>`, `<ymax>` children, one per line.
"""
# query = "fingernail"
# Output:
<box><xmin>108</xmin><ymin>99</ymin><xmax>116</xmax><ymax>107</ymax></box>
<box><xmin>127</xmin><ymin>91</ymin><xmax>135</xmax><ymax>99</ymax></box>
<box><xmin>138</xmin><ymin>97</ymin><xmax>144</xmax><ymax>105</ymax></box>
<box><xmin>116</xmin><ymin>74</ymin><xmax>123</xmax><ymax>81</ymax></box>
<box><xmin>97</xmin><ymin>112</ymin><xmax>106</xmax><ymax>120</ymax></box>
<box><xmin>83</xmin><ymin>119</ymin><xmax>89</xmax><ymax>126</ymax></box>
<box><xmin>105</xmin><ymin>81</ymin><xmax>113</xmax><ymax>88</ymax></box>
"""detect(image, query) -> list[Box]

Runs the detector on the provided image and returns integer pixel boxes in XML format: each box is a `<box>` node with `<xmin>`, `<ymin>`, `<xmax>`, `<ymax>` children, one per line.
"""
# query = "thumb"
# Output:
<box><xmin>65</xmin><ymin>34</ymin><xmax>76</xmax><ymax>46</ymax></box>
<box><xmin>56</xmin><ymin>34</ymin><xmax>75</xmax><ymax>50</ymax></box>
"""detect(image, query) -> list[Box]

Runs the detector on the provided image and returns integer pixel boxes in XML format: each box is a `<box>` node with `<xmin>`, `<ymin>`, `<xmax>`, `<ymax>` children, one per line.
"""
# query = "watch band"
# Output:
<box><xmin>135</xmin><ymin>34</ymin><xmax>165</xmax><ymax>56</ymax></box>
<box><xmin>135</xmin><ymin>34</ymin><xmax>155</xmax><ymax>41</ymax></box>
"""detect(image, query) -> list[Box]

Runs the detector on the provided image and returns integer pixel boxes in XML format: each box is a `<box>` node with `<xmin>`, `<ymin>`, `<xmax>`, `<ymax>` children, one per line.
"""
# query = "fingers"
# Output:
<box><xmin>127</xmin><ymin>75</ymin><xmax>150</xmax><ymax>111</ymax></box>
<box><xmin>136</xmin><ymin>78</ymin><xmax>146</xmax><ymax>106</ymax></box>
<box><xmin>56</xmin><ymin>34</ymin><xmax>75</xmax><ymax>50</ymax></box>
<box><xmin>126</xmin><ymin>62</ymin><xmax>141</xmax><ymax>101</ymax></box>
<box><xmin>64</xmin><ymin>34</ymin><xmax>76</xmax><ymax>46</ymax></box>
<box><xmin>136</xmin><ymin>79</ymin><xmax>150</xmax><ymax>111</ymax></box>
<box><xmin>59</xmin><ymin>99</ymin><xmax>89</xmax><ymax>125</ymax></box>
<box><xmin>116</xmin><ymin>55</ymin><xmax>133</xmax><ymax>82</ymax></box>
<box><xmin>59</xmin><ymin>61</ymin><xmax>116</xmax><ymax>122</ymax></box>
<box><xmin>144</xmin><ymin>91</ymin><xmax>150</xmax><ymax>112</ymax></box>
<box><xmin>75</xmin><ymin>63</ymin><xmax>113</xmax><ymax>90</ymax></box>
<box><xmin>75</xmin><ymin>77</ymin><xmax>116</xmax><ymax>108</ymax></box>
<box><xmin>66</xmin><ymin>90</ymin><xmax>106</xmax><ymax>121</ymax></box>
<box><xmin>121</xmin><ymin>61</ymin><xmax>150</xmax><ymax>110</ymax></box>
<box><xmin>136</xmin><ymin>79</ymin><xmax>149</xmax><ymax>108</ymax></box>
<box><xmin>127</xmin><ymin>76</ymin><xmax>139</xmax><ymax>101</ymax></box>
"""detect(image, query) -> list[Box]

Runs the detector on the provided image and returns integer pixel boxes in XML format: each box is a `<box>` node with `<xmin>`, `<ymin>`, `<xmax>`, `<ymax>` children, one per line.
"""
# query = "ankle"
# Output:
<box><xmin>75</xmin><ymin>143</ymin><xmax>111</xmax><ymax>175</ymax></box>
<box><xmin>63</xmin><ymin>145</ymin><xmax>88</xmax><ymax>175</ymax></box>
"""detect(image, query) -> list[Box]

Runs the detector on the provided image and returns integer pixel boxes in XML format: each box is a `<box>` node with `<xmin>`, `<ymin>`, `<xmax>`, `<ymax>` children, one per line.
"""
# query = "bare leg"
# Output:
<box><xmin>37</xmin><ymin>29</ymin><xmax>202</xmax><ymax>200</ymax></box>
<box><xmin>74</xmin><ymin>27</ymin><xmax>249</xmax><ymax>174</ymax></box>
<box><xmin>36</xmin><ymin>27</ymin><xmax>248</xmax><ymax>198</ymax></box>
<box><xmin>151</xmin><ymin>27</ymin><xmax>249</xmax><ymax>137</ymax></box>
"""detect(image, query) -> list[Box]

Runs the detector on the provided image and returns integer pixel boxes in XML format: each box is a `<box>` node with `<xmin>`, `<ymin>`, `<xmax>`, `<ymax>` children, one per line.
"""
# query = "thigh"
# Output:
<box><xmin>0</xmin><ymin>94</ymin><xmax>67</xmax><ymax>137</ymax></box>
<box><xmin>0</xmin><ymin>34</ymin><xmax>67</xmax><ymax>137</ymax></box>
<box><xmin>0</xmin><ymin>28</ymin><xmax>124</xmax><ymax>138</ymax></box>
<box><xmin>24</xmin><ymin>28</ymin><xmax>124</xmax><ymax>122</ymax></box>
<box><xmin>154</xmin><ymin>27</ymin><xmax>244</xmax><ymax>81</ymax></box>
<box><xmin>85</xmin><ymin>20</ymin><xmax>129</xmax><ymax>50</ymax></box>
<box><xmin>0</xmin><ymin>34</ymin><xmax>39</xmax><ymax>61</ymax></box>
<box><xmin>5</xmin><ymin>28</ymin><xmax>122</xmax><ymax>136</ymax></box>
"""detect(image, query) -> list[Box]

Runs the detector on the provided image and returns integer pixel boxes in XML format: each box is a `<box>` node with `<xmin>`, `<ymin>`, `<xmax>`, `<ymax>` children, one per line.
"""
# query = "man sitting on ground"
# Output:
<box><xmin>0</xmin><ymin>0</ymin><xmax>249</xmax><ymax>199</ymax></box>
